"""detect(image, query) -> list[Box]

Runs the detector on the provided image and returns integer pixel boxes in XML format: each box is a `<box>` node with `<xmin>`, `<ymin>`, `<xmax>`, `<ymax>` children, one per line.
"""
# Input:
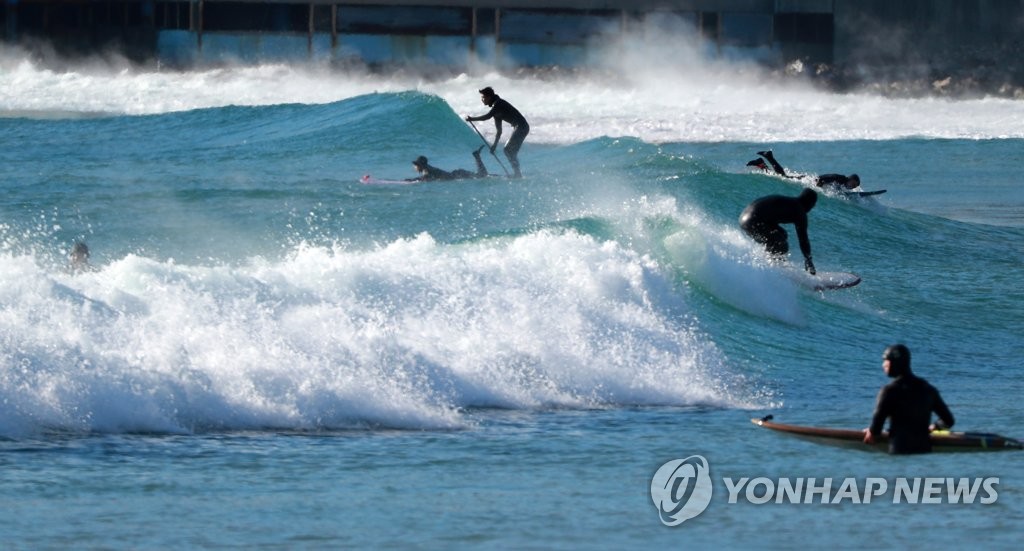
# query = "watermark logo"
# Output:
<box><xmin>651</xmin><ymin>455</ymin><xmax>1001</xmax><ymax>526</ymax></box>
<box><xmin>650</xmin><ymin>455</ymin><xmax>713</xmax><ymax>526</ymax></box>
<box><xmin>722</xmin><ymin>476</ymin><xmax>999</xmax><ymax>505</ymax></box>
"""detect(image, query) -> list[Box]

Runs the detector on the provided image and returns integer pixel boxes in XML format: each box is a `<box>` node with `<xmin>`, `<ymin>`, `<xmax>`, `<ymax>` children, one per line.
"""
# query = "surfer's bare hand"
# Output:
<box><xmin>862</xmin><ymin>429</ymin><xmax>875</xmax><ymax>444</ymax></box>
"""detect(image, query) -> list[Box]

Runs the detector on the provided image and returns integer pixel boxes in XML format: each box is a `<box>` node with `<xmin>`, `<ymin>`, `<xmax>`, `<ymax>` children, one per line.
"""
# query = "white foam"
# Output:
<box><xmin>0</xmin><ymin>226</ymin><xmax>761</xmax><ymax>436</ymax></box>
<box><xmin>3</xmin><ymin>41</ymin><xmax>1023</xmax><ymax>143</ymax></box>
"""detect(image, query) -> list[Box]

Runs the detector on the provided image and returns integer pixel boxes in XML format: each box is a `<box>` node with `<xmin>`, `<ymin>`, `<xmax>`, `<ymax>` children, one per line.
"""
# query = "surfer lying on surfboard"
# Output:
<box><xmin>747</xmin><ymin>150</ymin><xmax>862</xmax><ymax>192</ymax></box>
<box><xmin>407</xmin><ymin>146</ymin><xmax>490</xmax><ymax>182</ymax></box>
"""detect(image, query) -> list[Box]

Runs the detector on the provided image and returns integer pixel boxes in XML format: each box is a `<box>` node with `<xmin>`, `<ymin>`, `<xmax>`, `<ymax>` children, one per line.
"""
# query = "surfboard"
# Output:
<box><xmin>751</xmin><ymin>416</ymin><xmax>1024</xmax><ymax>453</ymax></box>
<box><xmin>842</xmin><ymin>189</ymin><xmax>887</xmax><ymax>198</ymax></box>
<box><xmin>786</xmin><ymin>269</ymin><xmax>861</xmax><ymax>291</ymax></box>
<box><xmin>359</xmin><ymin>174</ymin><xmax>418</xmax><ymax>185</ymax></box>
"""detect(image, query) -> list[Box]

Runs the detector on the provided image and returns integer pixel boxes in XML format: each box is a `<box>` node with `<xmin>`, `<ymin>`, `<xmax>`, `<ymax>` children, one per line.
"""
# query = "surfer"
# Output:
<box><xmin>863</xmin><ymin>344</ymin><xmax>955</xmax><ymax>454</ymax></box>
<box><xmin>465</xmin><ymin>87</ymin><xmax>529</xmax><ymax>179</ymax></box>
<box><xmin>407</xmin><ymin>146</ymin><xmax>489</xmax><ymax>182</ymax></box>
<box><xmin>747</xmin><ymin>150</ymin><xmax>861</xmax><ymax>190</ymax></box>
<box><xmin>69</xmin><ymin>241</ymin><xmax>91</xmax><ymax>273</ymax></box>
<box><xmin>739</xmin><ymin>188</ymin><xmax>818</xmax><ymax>274</ymax></box>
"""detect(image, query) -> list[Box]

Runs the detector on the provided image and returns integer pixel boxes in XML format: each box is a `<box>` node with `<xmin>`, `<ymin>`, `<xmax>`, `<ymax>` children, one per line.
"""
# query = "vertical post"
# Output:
<box><xmin>331</xmin><ymin>4</ymin><xmax>337</xmax><ymax>50</ymax></box>
<box><xmin>5</xmin><ymin>0</ymin><xmax>17</xmax><ymax>43</ymax></box>
<box><xmin>470</xmin><ymin>7</ymin><xmax>477</xmax><ymax>56</ymax></box>
<box><xmin>494</xmin><ymin>8</ymin><xmax>501</xmax><ymax>68</ymax></box>
<box><xmin>308</xmin><ymin>3</ymin><xmax>314</xmax><ymax>57</ymax></box>
<box><xmin>197</xmin><ymin>0</ymin><xmax>203</xmax><ymax>52</ymax></box>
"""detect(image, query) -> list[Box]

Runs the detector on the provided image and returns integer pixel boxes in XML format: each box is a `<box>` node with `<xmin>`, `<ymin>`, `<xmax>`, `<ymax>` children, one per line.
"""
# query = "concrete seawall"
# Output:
<box><xmin>4</xmin><ymin>1</ymin><xmax>1024</xmax><ymax>95</ymax></box>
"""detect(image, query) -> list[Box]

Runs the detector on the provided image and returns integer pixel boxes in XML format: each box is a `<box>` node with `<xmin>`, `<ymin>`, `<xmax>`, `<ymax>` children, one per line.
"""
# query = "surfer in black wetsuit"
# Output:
<box><xmin>408</xmin><ymin>146</ymin><xmax>489</xmax><ymax>182</ymax></box>
<box><xmin>747</xmin><ymin>150</ymin><xmax>861</xmax><ymax>190</ymax></box>
<box><xmin>815</xmin><ymin>172</ymin><xmax>861</xmax><ymax>191</ymax></box>
<box><xmin>864</xmin><ymin>344</ymin><xmax>955</xmax><ymax>454</ymax></box>
<box><xmin>465</xmin><ymin>87</ymin><xmax>529</xmax><ymax>178</ymax></box>
<box><xmin>739</xmin><ymin>188</ymin><xmax>818</xmax><ymax>274</ymax></box>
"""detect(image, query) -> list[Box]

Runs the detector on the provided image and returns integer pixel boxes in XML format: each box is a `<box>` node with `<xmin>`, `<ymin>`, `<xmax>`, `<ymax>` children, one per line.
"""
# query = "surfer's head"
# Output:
<box><xmin>746</xmin><ymin>158</ymin><xmax>767</xmax><ymax>170</ymax></box>
<box><xmin>479</xmin><ymin>86</ymin><xmax>496</xmax><ymax>106</ymax></box>
<box><xmin>883</xmin><ymin>344</ymin><xmax>912</xmax><ymax>377</ymax></box>
<box><xmin>413</xmin><ymin>156</ymin><xmax>428</xmax><ymax>171</ymax></box>
<box><xmin>848</xmin><ymin>174</ymin><xmax>861</xmax><ymax>189</ymax></box>
<box><xmin>70</xmin><ymin>241</ymin><xmax>90</xmax><ymax>271</ymax></box>
<box><xmin>798</xmin><ymin>188</ymin><xmax>818</xmax><ymax>212</ymax></box>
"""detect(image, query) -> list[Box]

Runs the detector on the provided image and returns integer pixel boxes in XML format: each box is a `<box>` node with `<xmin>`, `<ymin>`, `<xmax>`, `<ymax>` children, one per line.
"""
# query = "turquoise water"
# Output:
<box><xmin>2</xmin><ymin>56</ymin><xmax>1023</xmax><ymax>548</ymax></box>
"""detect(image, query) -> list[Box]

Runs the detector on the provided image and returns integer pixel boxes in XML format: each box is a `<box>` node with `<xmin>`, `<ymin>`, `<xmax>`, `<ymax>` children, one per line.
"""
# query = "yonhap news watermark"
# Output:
<box><xmin>651</xmin><ymin>455</ymin><xmax>1000</xmax><ymax>526</ymax></box>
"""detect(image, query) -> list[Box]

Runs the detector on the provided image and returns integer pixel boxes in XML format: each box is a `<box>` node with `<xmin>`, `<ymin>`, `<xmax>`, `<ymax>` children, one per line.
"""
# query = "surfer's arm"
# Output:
<box><xmin>466</xmin><ymin>106</ymin><xmax>497</xmax><ymax>123</ymax></box>
<box><xmin>931</xmin><ymin>389</ymin><xmax>955</xmax><ymax>430</ymax></box>
<box><xmin>867</xmin><ymin>388</ymin><xmax>890</xmax><ymax>439</ymax></box>
<box><xmin>491</xmin><ymin>118</ymin><xmax>503</xmax><ymax>151</ymax></box>
<box><xmin>795</xmin><ymin>219</ymin><xmax>814</xmax><ymax>272</ymax></box>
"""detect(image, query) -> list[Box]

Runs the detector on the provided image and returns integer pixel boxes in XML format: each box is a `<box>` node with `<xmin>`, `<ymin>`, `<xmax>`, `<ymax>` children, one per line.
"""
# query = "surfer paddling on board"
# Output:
<box><xmin>864</xmin><ymin>344</ymin><xmax>955</xmax><ymax>454</ymax></box>
<box><xmin>739</xmin><ymin>188</ymin><xmax>818</xmax><ymax>274</ymax></box>
<box><xmin>747</xmin><ymin>150</ymin><xmax>861</xmax><ymax>191</ymax></box>
<box><xmin>407</xmin><ymin>147</ymin><xmax>489</xmax><ymax>182</ymax></box>
<box><xmin>465</xmin><ymin>87</ymin><xmax>529</xmax><ymax>179</ymax></box>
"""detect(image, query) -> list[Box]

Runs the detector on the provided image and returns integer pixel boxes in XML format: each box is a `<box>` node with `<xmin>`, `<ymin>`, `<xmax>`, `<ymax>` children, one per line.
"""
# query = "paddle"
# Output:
<box><xmin>467</xmin><ymin>120</ymin><xmax>511</xmax><ymax>177</ymax></box>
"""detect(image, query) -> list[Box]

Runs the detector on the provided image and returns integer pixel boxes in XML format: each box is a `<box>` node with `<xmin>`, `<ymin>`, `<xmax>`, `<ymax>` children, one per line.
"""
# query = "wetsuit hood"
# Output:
<box><xmin>884</xmin><ymin>344</ymin><xmax>912</xmax><ymax>377</ymax></box>
<box><xmin>798</xmin><ymin>188</ymin><xmax>818</xmax><ymax>212</ymax></box>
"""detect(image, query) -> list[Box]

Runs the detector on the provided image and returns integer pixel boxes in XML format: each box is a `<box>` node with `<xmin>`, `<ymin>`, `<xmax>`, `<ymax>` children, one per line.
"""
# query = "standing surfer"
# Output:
<box><xmin>465</xmin><ymin>87</ymin><xmax>529</xmax><ymax>179</ymax></box>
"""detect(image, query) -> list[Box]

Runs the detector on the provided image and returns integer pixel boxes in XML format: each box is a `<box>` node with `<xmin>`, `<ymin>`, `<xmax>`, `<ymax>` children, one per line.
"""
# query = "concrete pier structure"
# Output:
<box><xmin>4</xmin><ymin>1</ymin><xmax>1024</xmax><ymax>92</ymax></box>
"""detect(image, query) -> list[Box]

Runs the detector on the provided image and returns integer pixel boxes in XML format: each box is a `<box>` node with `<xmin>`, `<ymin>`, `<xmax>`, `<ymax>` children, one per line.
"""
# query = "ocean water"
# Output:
<box><xmin>2</xmin><ymin>44</ymin><xmax>1024</xmax><ymax>549</ymax></box>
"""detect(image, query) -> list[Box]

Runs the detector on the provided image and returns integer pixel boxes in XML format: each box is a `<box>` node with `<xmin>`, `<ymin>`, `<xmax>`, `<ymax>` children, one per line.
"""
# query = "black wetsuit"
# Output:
<box><xmin>410</xmin><ymin>152</ymin><xmax>488</xmax><ymax>182</ymax></box>
<box><xmin>739</xmin><ymin>194</ymin><xmax>812</xmax><ymax>259</ymax></box>
<box><xmin>869</xmin><ymin>374</ymin><xmax>955</xmax><ymax>454</ymax></box>
<box><xmin>760</xmin><ymin>151</ymin><xmax>788</xmax><ymax>176</ymax></box>
<box><xmin>816</xmin><ymin>174</ymin><xmax>858</xmax><ymax>190</ymax></box>
<box><xmin>469</xmin><ymin>96</ymin><xmax>529</xmax><ymax>178</ymax></box>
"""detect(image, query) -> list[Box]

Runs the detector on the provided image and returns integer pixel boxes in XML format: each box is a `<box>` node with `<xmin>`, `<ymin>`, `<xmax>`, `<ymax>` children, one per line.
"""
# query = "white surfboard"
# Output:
<box><xmin>359</xmin><ymin>174</ymin><xmax>417</xmax><ymax>185</ymax></box>
<box><xmin>786</xmin><ymin>268</ymin><xmax>861</xmax><ymax>291</ymax></box>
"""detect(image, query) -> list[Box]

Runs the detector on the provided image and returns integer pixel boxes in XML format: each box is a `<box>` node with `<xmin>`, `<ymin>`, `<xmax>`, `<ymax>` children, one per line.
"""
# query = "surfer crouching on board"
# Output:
<box><xmin>739</xmin><ymin>188</ymin><xmax>818</xmax><ymax>274</ymax></box>
<box><xmin>407</xmin><ymin>147</ymin><xmax>489</xmax><ymax>182</ymax></box>
<box><xmin>465</xmin><ymin>86</ymin><xmax>529</xmax><ymax>179</ymax></box>
<box><xmin>747</xmin><ymin>150</ymin><xmax>861</xmax><ymax>191</ymax></box>
<box><xmin>863</xmin><ymin>344</ymin><xmax>955</xmax><ymax>454</ymax></box>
